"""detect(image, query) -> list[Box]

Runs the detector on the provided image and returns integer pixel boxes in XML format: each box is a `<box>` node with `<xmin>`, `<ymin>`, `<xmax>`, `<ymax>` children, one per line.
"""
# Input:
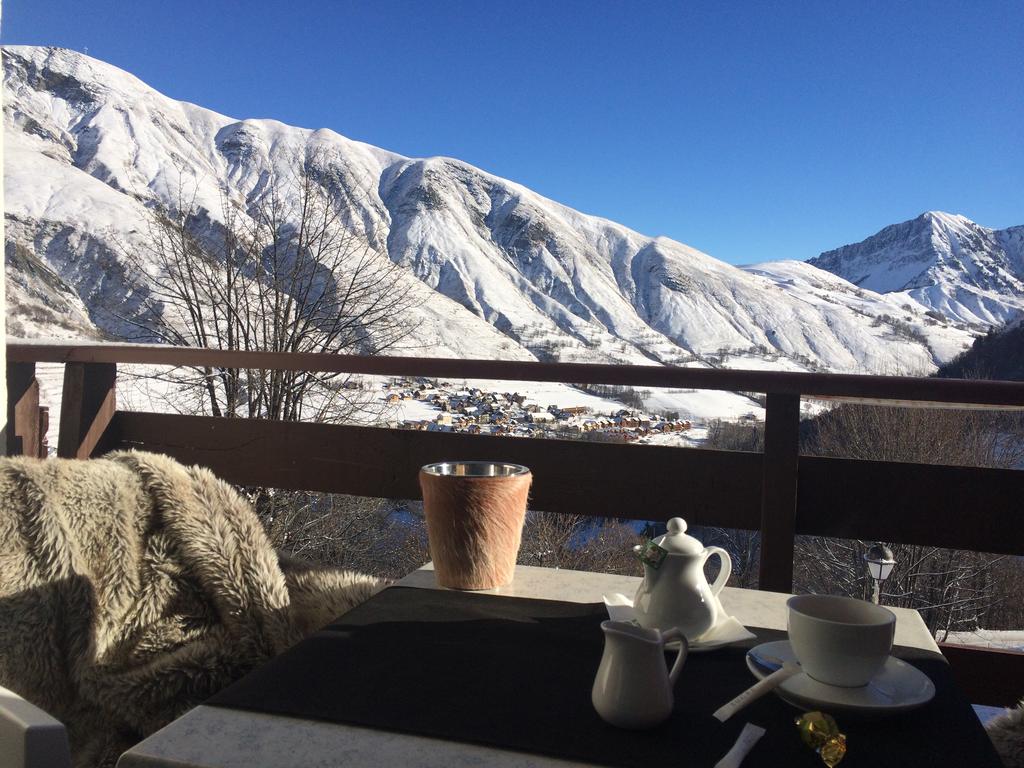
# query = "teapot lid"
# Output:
<box><xmin>653</xmin><ymin>517</ymin><xmax>704</xmax><ymax>554</ymax></box>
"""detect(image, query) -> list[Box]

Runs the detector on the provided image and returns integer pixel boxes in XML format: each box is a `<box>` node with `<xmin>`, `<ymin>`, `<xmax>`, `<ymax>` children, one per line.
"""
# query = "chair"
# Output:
<box><xmin>0</xmin><ymin>686</ymin><xmax>71</xmax><ymax>768</ymax></box>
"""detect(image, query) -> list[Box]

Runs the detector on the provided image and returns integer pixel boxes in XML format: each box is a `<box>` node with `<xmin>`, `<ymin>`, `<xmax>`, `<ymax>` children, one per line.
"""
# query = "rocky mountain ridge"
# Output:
<box><xmin>810</xmin><ymin>211</ymin><xmax>1024</xmax><ymax>328</ymax></box>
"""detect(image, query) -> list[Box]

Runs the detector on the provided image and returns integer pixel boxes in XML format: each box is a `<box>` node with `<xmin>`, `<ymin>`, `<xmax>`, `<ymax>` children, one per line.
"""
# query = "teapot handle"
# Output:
<box><xmin>702</xmin><ymin>546</ymin><xmax>732</xmax><ymax>597</ymax></box>
<box><xmin>660</xmin><ymin>628</ymin><xmax>689</xmax><ymax>686</ymax></box>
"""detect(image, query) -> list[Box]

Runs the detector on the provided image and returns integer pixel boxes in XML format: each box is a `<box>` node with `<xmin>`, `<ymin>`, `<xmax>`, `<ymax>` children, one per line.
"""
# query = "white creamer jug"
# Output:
<box><xmin>632</xmin><ymin>517</ymin><xmax>732</xmax><ymax>639</ymax></box>
<box><xmin>591</xmin><ymin>620</ymin><xmax>688</xmax><ymax>729</ymax></box>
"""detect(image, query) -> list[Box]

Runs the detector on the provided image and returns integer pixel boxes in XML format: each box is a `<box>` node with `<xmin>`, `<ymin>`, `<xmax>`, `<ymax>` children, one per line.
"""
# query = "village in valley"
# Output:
<box><xmin>380</xmin><ymin>377</ymin><xmax>695</xmax><ymax>444</ymax></box>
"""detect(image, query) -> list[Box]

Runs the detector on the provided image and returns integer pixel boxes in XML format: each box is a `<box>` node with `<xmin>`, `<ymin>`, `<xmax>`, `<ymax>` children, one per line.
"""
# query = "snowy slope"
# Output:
<box><xmin>809</xmin><ymin>212</ymin><xmax>1024</xmax><ymax>328</ymax></box>
<box><xmin>741</xmin><ymin>259</ymin><xmax>973</xmax><ymax>370</ymax></box>
<box><xmin>4</xmin><ymin>45</ymin><xmax>979</xmax><ymax>381</ymax></box>
<box><xmin>942</xmin><ymin>629</ymin><xmax>1024</xmax><ymax>652</ymax></box>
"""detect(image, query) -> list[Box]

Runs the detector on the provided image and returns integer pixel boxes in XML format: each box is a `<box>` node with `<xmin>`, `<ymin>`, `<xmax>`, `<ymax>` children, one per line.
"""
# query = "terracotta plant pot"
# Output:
<box><xmin>419</xmin><ymin>462</ymin><xmax>532</xmax><ymax>590</ymax></box>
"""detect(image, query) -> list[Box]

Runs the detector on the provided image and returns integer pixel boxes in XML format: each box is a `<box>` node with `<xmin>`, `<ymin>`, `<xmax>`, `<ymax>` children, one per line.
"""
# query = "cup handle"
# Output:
<box><xmin>703</xmin><ymin>546</ymin><xmax>732</xmax><ymax>597</ymax></box>
<box><xmin>661</xmin><ymin>628</ymin><xmax>689</xmax><ymax>685</ymax></box>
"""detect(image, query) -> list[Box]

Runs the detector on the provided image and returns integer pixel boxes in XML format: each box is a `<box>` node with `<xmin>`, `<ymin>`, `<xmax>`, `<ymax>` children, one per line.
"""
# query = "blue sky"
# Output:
<box><xmin>5</xmin><ymin>0</ymin><xmax>1022</xmax><ymax>264</ymax></box>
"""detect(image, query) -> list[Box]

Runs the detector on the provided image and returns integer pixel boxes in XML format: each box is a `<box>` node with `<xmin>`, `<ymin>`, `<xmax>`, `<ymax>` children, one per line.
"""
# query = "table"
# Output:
<box><xmin>117</xmin><ymin>564</ymin><xmax>943</xmax><ymax>768</ymax></box>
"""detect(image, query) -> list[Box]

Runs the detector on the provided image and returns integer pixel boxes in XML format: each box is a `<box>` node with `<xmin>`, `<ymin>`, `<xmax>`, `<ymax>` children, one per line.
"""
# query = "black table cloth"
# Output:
<box><xmin>208</xmin><ymin>586</ymin><xmax>1002</xmax><ymax>767</ymax></box>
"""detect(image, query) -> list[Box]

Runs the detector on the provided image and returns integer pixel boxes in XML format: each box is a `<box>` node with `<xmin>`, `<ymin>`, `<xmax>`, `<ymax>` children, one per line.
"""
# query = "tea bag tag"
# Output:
<box><xmin>636</xmin><ymin>539</ymin><xmax>668</xmax><ymax>569</ymax></box>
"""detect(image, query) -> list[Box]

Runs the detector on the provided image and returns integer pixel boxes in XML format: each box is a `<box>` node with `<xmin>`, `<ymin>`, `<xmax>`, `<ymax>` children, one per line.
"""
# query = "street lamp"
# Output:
<box><xmin>863</xmin><ymin>543</ymin><xmax>896</xmax><ymax>604</ymax></box>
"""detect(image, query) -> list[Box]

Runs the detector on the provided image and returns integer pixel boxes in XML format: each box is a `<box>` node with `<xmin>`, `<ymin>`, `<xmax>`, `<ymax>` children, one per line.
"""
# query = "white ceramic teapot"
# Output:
<box><xmin>632</xmin><ymin>517</ymin><xmax>732</xmax><ymax>639</ymax></box>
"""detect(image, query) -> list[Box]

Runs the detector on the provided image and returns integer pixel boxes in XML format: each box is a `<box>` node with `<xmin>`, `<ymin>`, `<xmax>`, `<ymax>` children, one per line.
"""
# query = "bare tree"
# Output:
<box><xmin>791</xmin><ymin>535</ymin><xmax>1004</xmax><ymax>639</ymax></box>
<box><xmin>803</xmin><ymin>402</ymin><xmax>1024</xmax><ymax>469</ymax></box>
<box><xmin>118</xmin><ymin>148</ymin><xmax>418</xmax><ymax>423</ymax></box>
<box><xmin>108</xmin><ymin>150</ymin><xmax>426</xmax><ymax>577</ymax></box>
<box><xmin>263</xmin><ymin>492</ymin><xmax>429</xmax><ymax>580</ymax></box>
<box><xmin>704</xmin><ymin>419</ymin><xmax>764</xmax><ymax>452</ymax></box>
<box><xmin>517</xmin><ymin>511</ymin><xmax>644</xmax><ymax>575</ymax></box>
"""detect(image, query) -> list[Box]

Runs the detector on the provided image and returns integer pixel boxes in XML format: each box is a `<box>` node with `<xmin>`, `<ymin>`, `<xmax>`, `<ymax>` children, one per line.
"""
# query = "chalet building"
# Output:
<box><xmin>562</xmin><ymin>406</ymin><xmax>591</xmax><ymax>416</ymax></box>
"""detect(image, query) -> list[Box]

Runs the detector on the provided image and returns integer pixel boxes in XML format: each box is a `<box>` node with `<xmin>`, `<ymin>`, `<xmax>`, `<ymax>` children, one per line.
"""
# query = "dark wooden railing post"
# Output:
<box><xmin>6</xmin><ymin>362</ymin><xmax>44</xmax><ymax>457</ymax></box>
<box><xmin>758</xmin><ymin>392</ymin><xmax>801</xmax><ymax>592</ymax></box>
<box><xmin>58</xmin><ymin>362</ymin><xmax>117</xmax><ymax>459</ymax></box>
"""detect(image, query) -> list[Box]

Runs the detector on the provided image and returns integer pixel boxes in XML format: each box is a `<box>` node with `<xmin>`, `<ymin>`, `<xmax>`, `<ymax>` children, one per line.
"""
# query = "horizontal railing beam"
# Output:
<box><xmin>940</xmin><ymin>643</ymin><xmax>1024</xmax><ymax>707</ymax></box>
<box><xmin>797</xmin><ymin>456</ymin><xmax>1024</xmax><ymax>556</ymax></box>
<box><xmin>108</xmin><ymin>411</ymin><xmax>764</xmax><ymax>529</ymax></box>
<box><xmin>108</xmin><ymin>411</ymin><xmax>1024</xmax><ymax>557</ymax></box>
<box><xmin>8</xmin><ymin>343</ymin><xmax>1024</xmax><ymax>407</ymax></box>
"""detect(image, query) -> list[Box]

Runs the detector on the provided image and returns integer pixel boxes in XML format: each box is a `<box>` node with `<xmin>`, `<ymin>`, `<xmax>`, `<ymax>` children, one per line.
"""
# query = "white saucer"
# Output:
<box><xmin>746</xmin><ymin>640</ymin><xmax>936</xmax><ymax>713</ymax></box>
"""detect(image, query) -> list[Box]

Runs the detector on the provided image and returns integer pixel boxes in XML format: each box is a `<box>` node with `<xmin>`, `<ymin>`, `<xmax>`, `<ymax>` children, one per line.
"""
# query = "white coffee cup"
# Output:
<box><xmin>787</xmin><ymin>595</ymin><xmax>896</xmax><ymax>688</ymax></box>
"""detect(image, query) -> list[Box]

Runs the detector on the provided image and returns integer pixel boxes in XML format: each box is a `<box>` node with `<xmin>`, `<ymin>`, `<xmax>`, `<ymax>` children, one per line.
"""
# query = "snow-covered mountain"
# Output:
<box><xmin>809</xmin><ymin>211</ymin><xmax>1024</xmax><ymax>328</ymax></box>
<box><xmin>4</xmin><ymin>46</ymin><xmax>979</xmax><ymax>383</ymax></box>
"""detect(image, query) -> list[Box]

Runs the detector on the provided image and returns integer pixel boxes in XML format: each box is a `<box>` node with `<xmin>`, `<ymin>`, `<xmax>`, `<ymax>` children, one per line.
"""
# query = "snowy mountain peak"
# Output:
<box><xmin>809</xmin><ymin>212</ymin><xmax>1024</xmax><ymax>327</ymax></box>
<box><xmin>921</xmin><ymin>210</ymin><xmax>972</xmax><ymax>227</ymax></box>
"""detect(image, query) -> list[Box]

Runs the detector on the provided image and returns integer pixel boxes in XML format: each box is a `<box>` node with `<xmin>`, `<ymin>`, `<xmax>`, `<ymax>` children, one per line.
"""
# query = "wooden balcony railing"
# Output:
<box><xmin>5</xmin><ymin>342</ymin><xmax>1024</xmax><ymax>705</ymax></box>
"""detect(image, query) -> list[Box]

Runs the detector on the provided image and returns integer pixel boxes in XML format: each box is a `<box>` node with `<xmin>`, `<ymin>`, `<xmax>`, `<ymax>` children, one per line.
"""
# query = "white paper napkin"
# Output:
<box><xmin>601</xmin><ymin>592</ymin><xmax>757</xmax><ymax>647</ymax></box>
<box><xmin>602</xmin><ymin>592</ymin><xmax>638</xmax><ymax>623</ymax></box>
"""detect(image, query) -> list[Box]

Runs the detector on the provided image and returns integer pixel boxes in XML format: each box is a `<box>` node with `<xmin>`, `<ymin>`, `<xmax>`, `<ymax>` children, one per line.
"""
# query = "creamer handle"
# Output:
<box><xmin>703</xmin><ymin>546</ymin><xmax>732</xmax><ymax>597</ymax></box>
<box><xmin>661</xmin><ymin>628</ymin><xmax>689</xmax><ymax>685</ymax></box>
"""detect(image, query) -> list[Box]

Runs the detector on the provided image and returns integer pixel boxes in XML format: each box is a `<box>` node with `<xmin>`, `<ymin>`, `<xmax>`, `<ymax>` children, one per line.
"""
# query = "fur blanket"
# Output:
<box><xmin>988</xmin><ymin>700</ymin><xmax>1024</xmax><ymax>768</ymax></box>
<box><xmin>0</xmin><ymin>451</ymin><xmax>386</xmax><ymax>768</ymax></box>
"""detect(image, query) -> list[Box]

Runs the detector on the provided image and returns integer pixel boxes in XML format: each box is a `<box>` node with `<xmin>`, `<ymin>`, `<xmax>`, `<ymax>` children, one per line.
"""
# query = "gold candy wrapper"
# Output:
<box><xmin>795</xmin><ymin>711</ymin><xmax>847</xmax><ymax>767</ymax></box>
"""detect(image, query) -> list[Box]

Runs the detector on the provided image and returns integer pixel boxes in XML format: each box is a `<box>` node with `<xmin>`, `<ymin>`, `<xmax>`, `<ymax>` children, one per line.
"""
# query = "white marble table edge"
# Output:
<box><xmin>116</xmin><ymin>564</ymin><xmax>939</xmax><ymax>768</ymax></box>
<box><xmin>397</xmin><ymin>564</ymin><xmax>939</xmax><ymax>652</ymax></box>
